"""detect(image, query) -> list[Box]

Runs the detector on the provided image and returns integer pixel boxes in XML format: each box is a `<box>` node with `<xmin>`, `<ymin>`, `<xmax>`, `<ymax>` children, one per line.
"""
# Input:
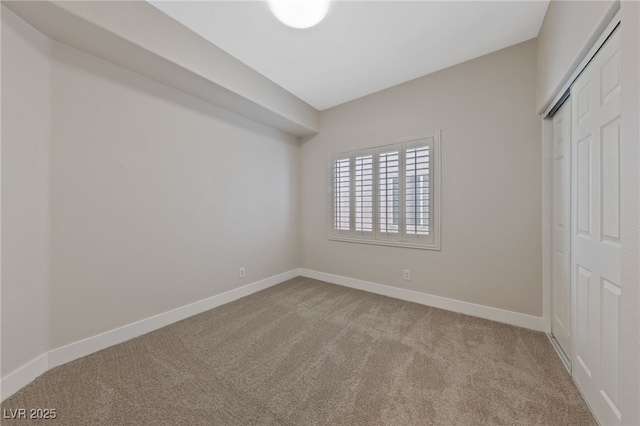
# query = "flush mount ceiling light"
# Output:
<box><xmin>268</xmin><ymin>0</ymin><xmax>330</xmax><ymax>29</ymax></box>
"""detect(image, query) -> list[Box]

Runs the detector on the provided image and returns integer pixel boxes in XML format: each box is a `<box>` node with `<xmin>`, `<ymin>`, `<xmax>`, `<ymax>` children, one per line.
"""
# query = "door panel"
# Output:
<box><xmin>601</xmin><ymin>118</ymin><xmax>621</xmax><ymax>242</ymax></box>
<box><xmin>601</xmin><ymin>279</ymin><xmax>620</xmax><ymax>413</ymax></box>
<box><xmin>576</xmin><ymin>135</ymin><xmax>591</xmax><ymax>236</ymax></box>
<box><xmin>575</xmin><ymin>265</ymin><xmax>592</xmax><ymax>376</ymax></box>
<box><xmin>571</xmin><ymin>26</ymin><xmax>621</xmax><ymax>426</ymax></box>
<box><xmin>551</xmin><ymin>100</ymin><xmax>571</xmax><ymax>359</ymax></box>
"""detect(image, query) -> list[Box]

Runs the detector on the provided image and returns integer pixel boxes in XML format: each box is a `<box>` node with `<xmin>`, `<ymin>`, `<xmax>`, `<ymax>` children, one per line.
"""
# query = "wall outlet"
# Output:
<box><xmin>403</xmin><ymin>269</ymin><xmax>411</xmax><ymax>281</ymax></box>
<box><xmin>239</xmin><ymin>267</ymin><xmax>245</xmax><ymax>279</ymax></box>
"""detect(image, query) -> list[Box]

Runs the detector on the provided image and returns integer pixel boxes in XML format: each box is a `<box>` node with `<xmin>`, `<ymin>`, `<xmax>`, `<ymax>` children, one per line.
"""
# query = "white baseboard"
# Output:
<box><xmin>2</xmin><ymin>267</ymin><xmax>547</xmax><ymax>402</ymax></box>
<box><xmin>299</xmin><ymin>269</ymin><xmax>547</xmax><ymax>332</ymax></box>
<box><xmin>0</xmin><ymin>353</ymin><xmax>48</xmax><ymax>402</ymax></box>
<box><xmin>1</xmin><ymin>269</ymin><xmax>299</xmax><ymax>402</ymax></box>
<box><xmin>48</xmin><ymin>269</ymin><xmax>299</xmax><ymax>369</ymax></box>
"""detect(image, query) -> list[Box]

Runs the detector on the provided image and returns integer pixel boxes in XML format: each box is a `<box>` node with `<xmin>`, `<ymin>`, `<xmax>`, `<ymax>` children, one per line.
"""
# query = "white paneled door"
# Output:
<box><xmin>571</xmin><ymin>27</ymin><xmax>621</xmax><ymax>425</ymax></box>
<box><xmin>551</xmin><ymin>100</ymin><xmax>572</xmax><ymax>362</ymax></box>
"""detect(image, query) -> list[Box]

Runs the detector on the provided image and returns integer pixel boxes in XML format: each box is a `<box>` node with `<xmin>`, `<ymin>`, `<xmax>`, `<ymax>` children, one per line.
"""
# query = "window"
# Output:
<box><xmin>330</xmin><ymin>133</ymin><xmax>440</xmax><ymax>250</ymax></box>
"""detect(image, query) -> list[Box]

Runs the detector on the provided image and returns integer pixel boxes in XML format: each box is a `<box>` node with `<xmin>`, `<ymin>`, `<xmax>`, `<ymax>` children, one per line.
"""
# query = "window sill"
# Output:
<box><xmin>328</xmin><ymin>236</ymin><xmax>441</xmax><ymax>251</ymax></box>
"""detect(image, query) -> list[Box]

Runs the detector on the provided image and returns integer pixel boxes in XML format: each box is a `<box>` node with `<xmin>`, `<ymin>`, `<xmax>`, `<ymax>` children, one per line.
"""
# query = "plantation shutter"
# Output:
<box><xmin>329</xmin><ymin>133</ymin><xmax>440</xmax><ymax>250</ymax></box>
<box><xmin>404</xmin><ymin>139</ymin><xmax>432</xmax><ymax>243</ymax></box>
<box><xmin>332</xmin><ymin>155</ymin><xmax>351</xmax><ymax>235</ymax></box>
<box><xmin>377</xmin><ymin>147</ymin><xmax>401</xmax><ymax>241</ymax></box>
<box><xmin>354</xmin><ymin>152</ymin><xmax>374</xmax><ymax>238</ymax></box>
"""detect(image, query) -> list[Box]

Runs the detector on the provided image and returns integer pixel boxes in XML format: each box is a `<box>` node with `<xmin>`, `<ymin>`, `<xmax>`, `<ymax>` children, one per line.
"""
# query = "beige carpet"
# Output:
<box><xmin>2</xmin><ymin>277</ymin><xmax>594</xmax><ymax>425</ymax></box>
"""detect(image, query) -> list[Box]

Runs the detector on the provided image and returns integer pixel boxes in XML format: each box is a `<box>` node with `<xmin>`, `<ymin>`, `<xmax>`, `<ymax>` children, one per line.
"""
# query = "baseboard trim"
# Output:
<box><xmin>48</xmin><ymin>269</ymin><xmax>300</xmax><ymax>369</ymax></box>
<box><xmin>2</xmin><ymin>268</ymin><xmax>546</xmax><ymax>401</ymax></box>
<box><xmin>300</xmin><ymin>269</ymin><xmax>546</xmax><ymax>332</ymax></box>
<box><xmin>0</xmin><ymin>353</ymin><xmax>48</xmax><ymax>402</ymax></box>
<box><xmin>1</xmin><ymin>269</ymin><xmax>299</xmax><ymax>402</ymax></box>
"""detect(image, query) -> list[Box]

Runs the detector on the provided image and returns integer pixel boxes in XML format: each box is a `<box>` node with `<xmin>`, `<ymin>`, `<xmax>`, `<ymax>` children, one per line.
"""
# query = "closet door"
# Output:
<box><xmin>571</xmin><ymin>27</ymin><xmax>621</xmax><ymax>426</ymax></box>
<box><xmin>551</xmin><ymin>100</ymin><xmax>572</xmax><ymax>361</ymax></box>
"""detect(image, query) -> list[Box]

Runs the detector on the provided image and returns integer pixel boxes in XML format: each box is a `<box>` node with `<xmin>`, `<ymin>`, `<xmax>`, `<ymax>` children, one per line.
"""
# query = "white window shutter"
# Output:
<box><xmin>404</xmin><ymin>139</ymin><xmax>433</xmax><ymax>244</ymax></box>
<box><xmin>329</xmin><ymin>132</ymin><xmax>440</xmax><ymax>250</ymax></box>
<box><xmin>332</xmin><ymin>156</ymin><xmax>351</xmax><ymax>235</ymax></box>
<box><xmin>377</xmin><ymin>147</ymin><xmax>401</xmax><ymax>241</ymax></box>
<box><xmin>354</xmin><ymin>152</ymin><xmax>374</xmax><ymax>238</ymax></box>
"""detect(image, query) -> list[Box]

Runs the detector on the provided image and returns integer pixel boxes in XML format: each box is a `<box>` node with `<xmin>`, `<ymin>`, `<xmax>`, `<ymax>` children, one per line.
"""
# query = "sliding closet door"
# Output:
<box><xmin>571</xmin><ymin>27</ymin><xmax>621</xmax><ymax>426</ymax></box>
<box><xmin>551</xmin><ymin>100</ymin><xmax>572</xmax><ymax>361</ymax></box>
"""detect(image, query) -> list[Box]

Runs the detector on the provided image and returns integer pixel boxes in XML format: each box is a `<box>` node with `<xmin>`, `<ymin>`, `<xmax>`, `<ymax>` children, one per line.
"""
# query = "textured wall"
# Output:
<box><xmin>48</xmin><ymin>40</ymin><xmax>301</xmax><ymax>348</ymax></box>
<box><xmin>619</xmin><ymin>1</ymin><xmax>640</xmax><ymax>423</ymax></box>
<box><xmin>536</xmin><ymin>0</ymin><xmax>618</xmax><ymax>113</ymax></box>
<box><xmin>1</xmin><ymin>7</ymin><xmax>52</xmax><ymax>377</ymax></box>
<box><xmin>301</xmin><ymin>40</ymin><xmax>542</xmax><ymax>317</ymax></box>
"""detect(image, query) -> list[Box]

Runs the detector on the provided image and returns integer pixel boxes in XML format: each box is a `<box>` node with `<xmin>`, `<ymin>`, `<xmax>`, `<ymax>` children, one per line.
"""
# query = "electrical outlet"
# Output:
<box><xmin>403</xmin><ymin>269</ymin><xmax>411</xmax><ymax>281</ymax></box>
<box><xmin>239</xmin><ymin>267</ymin><xmax>245</xmax><ymax>279</ymax></box>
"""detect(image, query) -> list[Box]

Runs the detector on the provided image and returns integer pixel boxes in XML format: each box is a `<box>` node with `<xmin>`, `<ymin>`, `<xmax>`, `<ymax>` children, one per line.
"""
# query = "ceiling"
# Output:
<box><xmin>149</xmin><ymin>1</ymin><xmax>549</xmax><ymax>111</ymax></box>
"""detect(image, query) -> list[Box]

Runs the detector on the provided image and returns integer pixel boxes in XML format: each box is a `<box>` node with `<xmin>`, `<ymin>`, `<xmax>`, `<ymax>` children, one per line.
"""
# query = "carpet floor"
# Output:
<box><xmin>1</xmin><ymin>277</ymin><xmax>595</xmax><ymax>425</ymax></box>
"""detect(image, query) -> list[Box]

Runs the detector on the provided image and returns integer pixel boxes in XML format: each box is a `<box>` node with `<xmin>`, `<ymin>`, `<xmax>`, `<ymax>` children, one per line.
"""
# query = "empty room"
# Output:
<box><xmin>1</xmin><ymin>0</ymin><xmax>639</xmax><ymax>424</ymax></box>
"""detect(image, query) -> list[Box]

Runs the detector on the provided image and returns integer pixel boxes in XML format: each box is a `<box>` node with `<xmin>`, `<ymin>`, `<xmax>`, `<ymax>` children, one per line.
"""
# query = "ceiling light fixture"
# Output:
<box><xmin>268</xmin><ymin>0</ymin><xmax>330</xmax><ymax>29</ymax></box>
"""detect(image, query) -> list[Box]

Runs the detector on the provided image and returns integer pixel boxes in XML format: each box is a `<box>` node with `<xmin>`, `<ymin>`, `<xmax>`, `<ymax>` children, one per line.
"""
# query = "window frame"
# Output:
<box><xmin>328</xmin><ymin>133</ymin><xmax>441</xmax><ymax>250</ymax></box>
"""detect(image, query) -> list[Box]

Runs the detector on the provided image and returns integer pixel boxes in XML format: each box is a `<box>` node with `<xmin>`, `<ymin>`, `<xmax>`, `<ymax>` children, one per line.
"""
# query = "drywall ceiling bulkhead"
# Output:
<box><xmin>4</xmin><ymin>0</ymin><xmax>319</xmax><ymax>137</ymax></box>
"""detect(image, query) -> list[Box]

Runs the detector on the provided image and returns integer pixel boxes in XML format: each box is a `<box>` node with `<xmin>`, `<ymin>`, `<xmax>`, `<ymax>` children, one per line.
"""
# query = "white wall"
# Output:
<box><xmin>3</xmin><ymin>1</ymin><xmax>319</xmax><ymax>137</ymax></box>
<box><xmin>1</xmin><ymin>7</ymin><xmax>51</xmax><ymax>377</ymax></box>
<box><xmin>536</xmin><ymin>0</ymin><xmax>618</xmax><ymax>113</ymax></box>
<box><xmin>619</xmin><ymin>1</ymin><xmax>640</xmax><ymax>423</ymax></box>
<box><xmin>300</xmin><ymin>40</ymin><xmax>542</xmax><ymax>317</ymax></box>
<box><xmin>1</xmin><ymin>5</ymin><xmax>301</xmax><ymax>379</ymax></box>
<box><xmin>48</xmin><ymin>40</ymin><xmax>301</xmax><ymax>348</ymax></box>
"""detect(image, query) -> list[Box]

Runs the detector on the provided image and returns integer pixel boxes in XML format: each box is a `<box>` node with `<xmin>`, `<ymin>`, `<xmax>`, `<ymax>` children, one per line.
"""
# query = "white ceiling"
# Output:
<box><xmin>149</xmin><ymin>1</ymin><xmax>549</xmax><ymax>111</ymax></box>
